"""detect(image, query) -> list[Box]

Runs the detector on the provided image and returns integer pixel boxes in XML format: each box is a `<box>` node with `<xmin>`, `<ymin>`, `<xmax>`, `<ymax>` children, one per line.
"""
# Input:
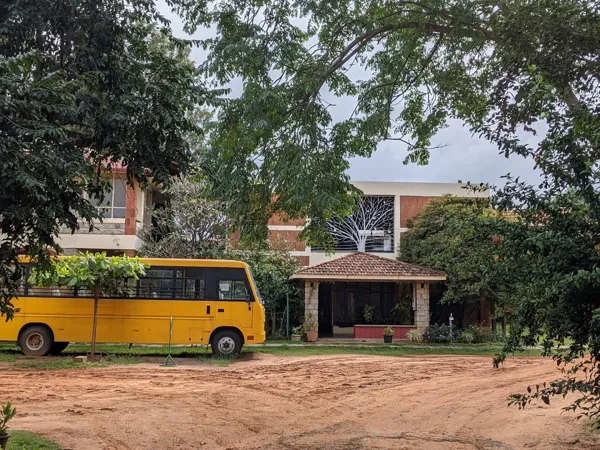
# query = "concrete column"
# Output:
<box><xmin>304</xmin><ymin>280</ymin><xmax>319</xmax><ymax>328</ymax></box>
<box><xmin>414</xmin><ymin>282</ymin><xmax>430</xmax><ymax>330</ymax></box>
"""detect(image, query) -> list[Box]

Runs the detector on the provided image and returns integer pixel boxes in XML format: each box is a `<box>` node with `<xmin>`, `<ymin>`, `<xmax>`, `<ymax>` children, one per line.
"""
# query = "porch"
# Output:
<box><xmin>290</xmin><ymin>252</ymin><xmax>446</xmax><ymax>339</ymax></box>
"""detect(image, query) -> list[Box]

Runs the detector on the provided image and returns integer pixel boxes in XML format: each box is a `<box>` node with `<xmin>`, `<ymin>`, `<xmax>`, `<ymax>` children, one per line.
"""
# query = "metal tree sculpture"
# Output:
<box><xmin>326</xmin><ymin>196</ymin><xmax>394</xmax><ymax>252</ymax></box>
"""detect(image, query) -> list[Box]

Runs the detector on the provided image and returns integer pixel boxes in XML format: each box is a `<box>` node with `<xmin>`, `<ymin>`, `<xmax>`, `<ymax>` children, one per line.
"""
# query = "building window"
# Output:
<box><xmin>89</xmin><ymin>176</ymin><xmax>127</xmax><ymax>219</ymax></box>
<box><xmin>315</xmin><ymin>196</ymin><xmax>395</xmax><ymax>252</ymax></box>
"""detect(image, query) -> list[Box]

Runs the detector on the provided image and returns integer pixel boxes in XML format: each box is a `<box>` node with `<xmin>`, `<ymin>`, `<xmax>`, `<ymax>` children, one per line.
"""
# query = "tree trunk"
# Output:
<box><xmin>90</xmin><ymin>288</ymin><xmax>100</xmax><ymax>359</ymax></box>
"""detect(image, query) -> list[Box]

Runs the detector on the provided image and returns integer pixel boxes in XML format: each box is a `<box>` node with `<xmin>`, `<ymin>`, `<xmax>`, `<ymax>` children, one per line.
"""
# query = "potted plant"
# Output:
<box><xmin>383</xmin><ymin>327</ymin><xmax>394</xmax><ymax>343</ymax></box>
<box><xmin>291</xmin><ymin>326</ymin><xmax>303</xmax><ymax>341</ymax></box>
<box><xmin>0</xmin><ymin>402</ymin><xmax>16</xmax><ymax>450</ymax></box>
<box><xmin>303</xmin><ymin>313</ymin><xmax>318</xmax><ymax>342</ymax></box>
<box><xmin>407</xmin><ymin>329</ymin><xmax>423</xmax><ymax>343</ymax></box>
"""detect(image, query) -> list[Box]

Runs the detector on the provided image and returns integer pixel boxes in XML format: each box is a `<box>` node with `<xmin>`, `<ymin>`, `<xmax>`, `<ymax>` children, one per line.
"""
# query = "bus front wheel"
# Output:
<box><xmin>211</xmin><ymin>330</ymin><xmax>242</xmax><ymax>357</ymax></box>
<box><xmin>18</xmin><ymin>326</ymin><xmax>53</xmax><ymax>357</ymax></box>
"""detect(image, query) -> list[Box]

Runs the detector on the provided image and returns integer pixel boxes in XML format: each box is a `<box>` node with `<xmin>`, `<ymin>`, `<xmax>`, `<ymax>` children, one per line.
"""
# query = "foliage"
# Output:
<box><xmin>363</xmin><ymin>305</ymin><xmax>375</xmax><ymax>324</ymax></box>
<box><xmin>466</xmin><ymin>325</ymin><xmax>499</xmax><ymax>344</ymax></box>
<box><xmin>458</xmin><ymin>331</ymin><xmax>474</xmax><ymax>345</ymax></box>
<box><xmin>30</xmin><ymin>253</ymin><xmax>147</xmax><ymax>296</ymax></box>
<box><xmin>0</xmin><ymin>0</ymin><xmax>207</xmax><ymax>319</ymax></box>
<box><xmin>227</xmin><ymin>247</ymin><xmax>300</xmax><ymax>315</ymax></box>
<box><xmin>140</xmin><ymin>175</ymin><xmax>301</xmax><ymax>319</ymax></box>
<box><xmin>0</xmin><ymin>402</ymin><xmax>16</xmax><ymax>436</ymax></box>
<box><xmin>422</xmin><ymin>325</ymin><xmax>456</xmax><ymax>344</ymax></box>
<box><xmin>400</xmin><ymin>197</ymin><xmax>515</xmax><ymax>314</ymax></box>
<box><xmin>509</xmin><ymin>356</ymin><xmax>600</xmax><ymax>429</ymax></box>
<box><xmin>407</xmin><ymin>329</ymin><xmax>423</xmax><ymax>343</ymax></box>
<box><xmin>170</xmin><ymin>0</ymin><xmax>600</xmax><ymax>422</ymax></box>
<box><xmin>140</xmin><ymin>177</ymin><xmax>229</xmax><ymax>259</ymax></box>
<box><xmin>291</xmin><ymin>326</ymin><xmax>303</xmax><ymax>336</ymax></box>
<box><xmin>390</xmin><ymin>297</ymin><xmax>413</xmax><ymax>325</ymax></box>
<box><xmin>303</xmin><ymin>313</ymin><xmax>318</xmax><ymax>333</ymax></box>
<box><xmin>29</xmin><ymin>253</ymin><xmax>147</xmax><ymax>357</ymax></box>
<box><xmin>383</xmin><ymin>327</ymin><xmax>395</xmax><ymax>336</ymax></box>
<box><xmin>491</xmin><ymin>188</ymin><xmax>600</xmax><ymax>423</ymax></box>
<box><xmin>164</xmin><ymin>0</ymin><xmax>599</xmax><ymax>247</ymax></box>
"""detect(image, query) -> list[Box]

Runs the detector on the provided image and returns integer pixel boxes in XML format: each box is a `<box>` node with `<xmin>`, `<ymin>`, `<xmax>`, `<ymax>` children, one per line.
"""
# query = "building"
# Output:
<box><xmin>57</xmin><ymin>169</ymin><xmax>164</xmax><ymax>256</ymax></box>
<box><xmin>282</xmin><ymin>181</ymin><xmax>489</xmax><ymax>338</ymax></box>
<box><xmin>58</xmin><ymin>177</ymin><xmax>489</xmax><ymax>336</ymax></box>
<box><xmin>268</xmin><ymin>181</ymin><xmax>489</xmax><ymax>267</ymax></box>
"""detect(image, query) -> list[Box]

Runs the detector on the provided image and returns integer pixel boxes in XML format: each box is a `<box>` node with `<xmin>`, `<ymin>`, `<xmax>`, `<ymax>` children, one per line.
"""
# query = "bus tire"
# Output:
<box><xmin>211</xmin><ymin>330</ymin><xmax>242</xmax><ymax>357</ymax></box>
<box><xmin>18</xmin><ymin>325</ymin><xmax>53</xmax><ymax>357</ymax></box>
<box><xmin>49</xmin><ymin>342</ymin><xmax>69</xmax><ymax>355</ymax></box>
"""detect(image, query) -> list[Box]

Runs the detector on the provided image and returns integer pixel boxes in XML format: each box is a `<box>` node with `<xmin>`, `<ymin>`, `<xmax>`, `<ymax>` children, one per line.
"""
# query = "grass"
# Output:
<box><xmin>6</xmin><ymin>431</ymin><xmax>62</xmax><ymax>450</ymax></box>
<box><xmin>0</xmin><ymin>341</ymin><xmax>543</xmax><ymax>368</ymax></box>
<box><xmin>246</xmin><ymin>344</ymin><xmax>542</xmax><ymax>358</ymax></box>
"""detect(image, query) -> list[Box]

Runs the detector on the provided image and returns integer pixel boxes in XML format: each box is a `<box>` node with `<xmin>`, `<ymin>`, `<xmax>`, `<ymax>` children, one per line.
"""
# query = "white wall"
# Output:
<box><xmin>352</xmin><ymin>181</ymin><xmax>489</xmax><ymax>197</ymax></box>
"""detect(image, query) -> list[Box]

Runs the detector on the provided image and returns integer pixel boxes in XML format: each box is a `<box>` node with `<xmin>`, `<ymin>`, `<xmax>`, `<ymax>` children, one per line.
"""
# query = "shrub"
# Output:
<box><xmin>383</xmin><ymin>326</ymin><xmax>394</xmax><ymax>336</ymax></box>
<box><xmin>422</xmin><ymin>324</ymin><xmax>456</xmax><ymax>343</ymax></box>
<box><xmin>407</xmin><ymin>329</ymin><xmax>423</xmax><ymax>342</ymax></box>
<box><xmin>458</xmin><ymin>331</ymin><xmax>474</xmax><ymax>344</ymax></box>
<box><xmin>466</xmin><ymin>325</ymin><xmax>498</xmax><ymax>343</ymax></box>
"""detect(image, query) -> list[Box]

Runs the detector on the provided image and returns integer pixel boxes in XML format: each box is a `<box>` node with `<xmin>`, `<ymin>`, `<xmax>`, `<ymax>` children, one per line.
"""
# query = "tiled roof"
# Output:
<box><xmin>291</xmin><ymin>252</ymin><xmax>446</xmax><ymax>280</ymax></box>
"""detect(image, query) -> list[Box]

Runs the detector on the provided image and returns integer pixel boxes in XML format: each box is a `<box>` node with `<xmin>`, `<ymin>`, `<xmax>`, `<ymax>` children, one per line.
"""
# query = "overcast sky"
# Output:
<box><xmin>159</xmin><ymin>2</ymin><xmax>541</xmax><ymax>189</ymax></box>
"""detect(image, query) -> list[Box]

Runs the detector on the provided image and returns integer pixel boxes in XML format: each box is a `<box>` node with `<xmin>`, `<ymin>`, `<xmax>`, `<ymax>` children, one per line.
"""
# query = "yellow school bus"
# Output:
<box><xmin>0</xmin><ymin>258</ymin><xmax>266</xmax><ymax>356</ymax></box>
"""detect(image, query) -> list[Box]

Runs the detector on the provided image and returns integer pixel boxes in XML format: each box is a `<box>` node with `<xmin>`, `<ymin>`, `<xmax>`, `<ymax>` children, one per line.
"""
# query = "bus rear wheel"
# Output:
<box><xmin>211</xmin><ymin>330</ymin><xmax>242</xmax><ymax>357</ymax></box>
<box><xmin>18</xmin><ymin>326</ymin><xmax>53</xmax><ymax>356</ymax></box>
<box><xmin>49</xmin><ymin>342</ymin><xmax>69</xmax><ymax>355</ymax></box>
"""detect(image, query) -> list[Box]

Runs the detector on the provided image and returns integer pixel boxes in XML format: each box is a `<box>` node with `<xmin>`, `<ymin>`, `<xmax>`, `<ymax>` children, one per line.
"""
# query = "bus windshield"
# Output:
<box><xmin>248</xmin><ymin>269</ymin><xmax>263</xmax><ymax>304</ymax></box>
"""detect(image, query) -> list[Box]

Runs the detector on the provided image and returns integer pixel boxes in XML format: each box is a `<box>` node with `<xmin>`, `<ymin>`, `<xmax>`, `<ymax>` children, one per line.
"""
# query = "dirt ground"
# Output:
<box><xmin>2</xmin><ymin>354</ymin><xmax>600</xmax><ymax>450</ymax></box>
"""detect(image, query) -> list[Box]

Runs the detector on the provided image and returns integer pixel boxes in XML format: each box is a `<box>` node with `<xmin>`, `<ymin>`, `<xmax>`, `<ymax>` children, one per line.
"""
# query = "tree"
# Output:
<box><xmin>491</xmin><ymin>188</ymin><xmax>600</xmax><ymax>425</ymax></box>
<box><xmin>139</xmin><ymin>175</ymin><xmax>301</xmax><ymax>328</ymax></box>
<box><xmin>29</xmin><ymin>253</ymin><xmax>148</xmax><ymax>359</ymax></box>
<box><xmin>168</xmin><ymin>0</ymin><xmax>600</xmax><ymax>422</ymax></box>
<box><xmin>140</xmin><ymin>177</ymin><xmax>230</xmax><ymax>259</ymax></box>
<box><xmin>226</xmin><ymin>247</ymin><xmax>300</xmax><ymax>316</ymax></box>
<box><xmin>0</xmin><ymin>0</ymin><xmax>206</xmax><ymax>319</ymax></box>
<box><xmin>168</xmin><ymin>0</ymin><xmax>600</xmax><ymax>243</ymax></box>
<box><xmin>325</xmin><ymin>196</ymin><xmax>394</xmax><ymax>252</ymax></box>
<box><xmin>400</xmin><ymin>196</ymin><xmax>517</xmax><ymax>329</ymax></box>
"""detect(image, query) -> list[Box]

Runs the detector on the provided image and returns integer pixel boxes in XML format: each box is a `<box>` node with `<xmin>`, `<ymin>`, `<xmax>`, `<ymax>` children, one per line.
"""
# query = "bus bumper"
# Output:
<box><xmin>252</xmin><ymin>330</ymin><xmax>267</xmax><ymax>344</ymax></box>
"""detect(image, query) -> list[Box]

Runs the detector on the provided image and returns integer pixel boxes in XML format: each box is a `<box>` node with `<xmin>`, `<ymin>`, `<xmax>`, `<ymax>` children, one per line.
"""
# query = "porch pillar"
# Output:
<box><xmin>414</xmin><ymin>282</ymin><xmax>430</xmax><ymax>330</ymax></box>
<box><xmin>304</xmin><ymin>280</ymin><xmax>319</xmax><ymax>328</ymax></box>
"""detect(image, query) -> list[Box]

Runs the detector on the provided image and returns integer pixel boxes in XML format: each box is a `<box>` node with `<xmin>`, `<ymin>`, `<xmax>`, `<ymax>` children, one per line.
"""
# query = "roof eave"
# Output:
<box><xmin>290</xmin><ymin>274</ymin><xmax>446</xmax><ymax>282</ymax></box>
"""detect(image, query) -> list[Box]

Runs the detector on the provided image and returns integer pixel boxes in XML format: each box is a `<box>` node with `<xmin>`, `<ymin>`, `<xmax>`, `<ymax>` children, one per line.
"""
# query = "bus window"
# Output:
<box><xmin>218</xmin><ymin>280</ymin><xmax>247</xmax><ymax>301</ymax></box>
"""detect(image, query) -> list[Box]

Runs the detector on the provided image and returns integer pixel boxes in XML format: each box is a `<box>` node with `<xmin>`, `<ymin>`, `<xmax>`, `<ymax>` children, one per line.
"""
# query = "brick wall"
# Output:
<box><xmin>399</xmin><ymin>196</ymin><xmax>436</xmax><ymax>228</ymax></box>
<box><xmin>125</xmin><ymin>184</ymin><xmax>137</xmax><ymax>235</ymax></box>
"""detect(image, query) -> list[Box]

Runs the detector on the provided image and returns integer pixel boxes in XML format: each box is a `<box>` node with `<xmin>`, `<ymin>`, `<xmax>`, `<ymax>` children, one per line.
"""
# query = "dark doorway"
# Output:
<box><xmin>318</xmin><ymin>283</ymin><xmax>333</xmax><ymax>337</ymax></box>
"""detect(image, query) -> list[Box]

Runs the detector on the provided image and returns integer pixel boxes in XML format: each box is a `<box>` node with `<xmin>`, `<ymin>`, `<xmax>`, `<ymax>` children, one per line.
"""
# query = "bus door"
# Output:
<box><xmin>209</xmin><ymin>268</ymin><xmax>253</xmax><ymax>329</ymax></box>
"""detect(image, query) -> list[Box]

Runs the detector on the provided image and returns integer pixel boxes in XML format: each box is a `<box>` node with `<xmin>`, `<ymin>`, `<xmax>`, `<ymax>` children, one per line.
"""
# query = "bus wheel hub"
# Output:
<box><xmin>27</xmin><ymin>333</ymin><xmax>43</xmax><ymax>350</ymax></box>
<box><xmin>218</xmin><ymin>337</ymin><xmax>235</xmax><ymax>354</ymax></box>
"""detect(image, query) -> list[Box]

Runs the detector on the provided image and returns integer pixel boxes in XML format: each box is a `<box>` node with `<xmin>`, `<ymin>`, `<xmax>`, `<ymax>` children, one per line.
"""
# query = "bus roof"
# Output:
<box><xmin>17</xmin><ymin>256</ymin><xmax>250</xmax><ymax>270</ymax></box>
<box><xmin>138</xmin><ymin>258</ymin><xmax>250</xmax><ymax>269</ymax></box>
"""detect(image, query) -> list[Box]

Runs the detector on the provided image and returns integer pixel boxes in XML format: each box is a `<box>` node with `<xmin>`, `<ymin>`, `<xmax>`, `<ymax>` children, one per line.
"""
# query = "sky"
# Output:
<box><xmin>158</xmin><ymin>2</ymin><xmax>542</xmax><ymax>189</ymax></box>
